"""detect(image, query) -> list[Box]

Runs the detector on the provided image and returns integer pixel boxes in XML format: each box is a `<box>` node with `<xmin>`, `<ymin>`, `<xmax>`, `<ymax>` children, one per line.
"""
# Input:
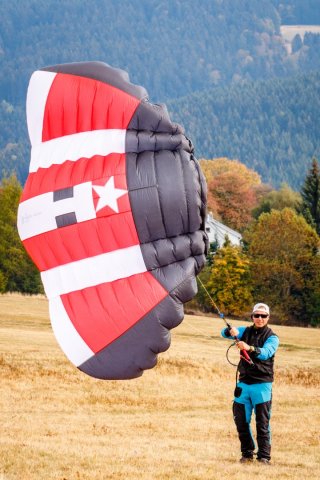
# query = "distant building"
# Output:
<box><xmin>205</xmin><ymin>213</ymin><xmax>242</xmax><ymax>247</ymax></box>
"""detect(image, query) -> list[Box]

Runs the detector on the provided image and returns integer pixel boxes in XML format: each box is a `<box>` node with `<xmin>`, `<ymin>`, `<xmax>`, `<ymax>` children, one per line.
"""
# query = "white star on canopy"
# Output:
<box><xmin>93</xmin><ymin>177</ymin><xmax>127</xmax><ymax>213</ymax></box>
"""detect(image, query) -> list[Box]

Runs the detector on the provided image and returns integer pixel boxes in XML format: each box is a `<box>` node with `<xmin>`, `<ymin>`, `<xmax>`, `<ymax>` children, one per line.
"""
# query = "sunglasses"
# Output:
<box><xmin>253</xmin><ymin>314</ymin><xmax>268</xmax><ymax>319</ymax></box>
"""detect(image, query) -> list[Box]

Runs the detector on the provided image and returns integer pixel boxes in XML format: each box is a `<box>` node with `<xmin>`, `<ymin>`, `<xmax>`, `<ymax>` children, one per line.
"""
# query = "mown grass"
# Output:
<box><xmin>0</xmin><ymin>293</ymin><xmax>319</xmax><ymax>480</ymax></box>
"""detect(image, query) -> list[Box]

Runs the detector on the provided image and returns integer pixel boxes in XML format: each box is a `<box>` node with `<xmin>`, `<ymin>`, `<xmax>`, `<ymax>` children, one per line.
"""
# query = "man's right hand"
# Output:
<box><xmin>229</xmin><ymin>327</ymin><xmax>239</xmax><ymax>337</ymax></box>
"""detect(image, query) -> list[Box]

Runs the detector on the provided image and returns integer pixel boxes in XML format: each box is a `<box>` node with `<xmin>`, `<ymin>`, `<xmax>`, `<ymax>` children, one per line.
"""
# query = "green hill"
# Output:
<box><xmin>168</xmin><ymin>72</ymin><xmax>320</xmax><ymax>189</ymax></box>
<box><xmin>0</xmin><ymin>0</ymin><xmax>292</xmax><ymax>104</ymax></box>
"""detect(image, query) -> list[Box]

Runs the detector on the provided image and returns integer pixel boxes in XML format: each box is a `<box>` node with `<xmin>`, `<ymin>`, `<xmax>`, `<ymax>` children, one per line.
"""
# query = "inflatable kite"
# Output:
<box><xmin>17</xmin><ymin>62</ymin><xmax>208</xmax><ymax>379</ymax></box>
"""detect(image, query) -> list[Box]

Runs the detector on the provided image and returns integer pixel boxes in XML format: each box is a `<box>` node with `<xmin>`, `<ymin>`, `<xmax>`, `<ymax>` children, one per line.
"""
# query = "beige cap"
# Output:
<box><xmin>252</xmin><ymin>303</ymin><xmax>270</xmax><ymax>315</ymax></box>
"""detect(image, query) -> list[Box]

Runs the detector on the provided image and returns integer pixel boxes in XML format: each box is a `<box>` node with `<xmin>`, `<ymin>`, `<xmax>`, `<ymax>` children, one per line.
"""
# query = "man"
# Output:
<box><xmin>221</xmin><ymin>303</ymin><xmax>279</xmax><ymax>464</ymax></box>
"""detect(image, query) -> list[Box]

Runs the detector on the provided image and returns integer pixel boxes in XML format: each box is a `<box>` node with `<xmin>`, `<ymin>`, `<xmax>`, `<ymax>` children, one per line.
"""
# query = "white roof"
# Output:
<box><xmin>205</xmin><ymin>213</ymin><xmax>242</xmax><ymax>247</ymax></box>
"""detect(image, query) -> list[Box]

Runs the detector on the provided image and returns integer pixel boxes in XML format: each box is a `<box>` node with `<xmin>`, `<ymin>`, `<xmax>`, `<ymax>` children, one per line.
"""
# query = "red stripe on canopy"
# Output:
<box><xmin>61</xmin><ymin>272</ymin><xmax>168</xmax><ymax>353</ymax></box>
<box><xmin>42</xmin><ymin>73</ymin><xmax>140</xmax><ymax>141</ymax></box>
<box><xmin>22</xmin><ymin>211</ymin><xmax>139</xmax><ymax>271</ymax></box>
<box><xmin>21</xmin><ymin>153</ymin><xmax>127</xmax><ymax>201</ymax></box>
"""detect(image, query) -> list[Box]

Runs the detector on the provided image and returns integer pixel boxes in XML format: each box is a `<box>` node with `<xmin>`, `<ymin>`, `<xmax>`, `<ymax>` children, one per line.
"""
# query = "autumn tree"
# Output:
<box><xmin>244</xmin><ymin>208</ymin><xmax>320</xmax><ymax>325</ymax></box>
<box><xmin>300</xmin><ymin>158</ymin><xmax>320</xmax><ymax>235</ymax></box>
<box><xmin>200</xmin><ymin>158</ymin><xmax>270</xmax><ymax>231</ymax></box>
<box><xmin>0</xmin><ymin>175</ymin><xmax>42</xmax><ymax>293</ymax></box>
<box><xmin>205</xmin><ymin>240</ymin><xmax>253</xmax><ymax>316</ymax></box>
<box><xmin>253</xmin><ymin>183</ymin><xmax>302</xmax><ymax>219</ymax></box>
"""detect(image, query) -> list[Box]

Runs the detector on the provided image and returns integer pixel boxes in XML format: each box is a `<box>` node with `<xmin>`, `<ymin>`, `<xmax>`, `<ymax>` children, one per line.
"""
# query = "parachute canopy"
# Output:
<box><xmin>17</xmin><ymin>62</ymin><xmax>208</xmax><ymax>379</ymax></box>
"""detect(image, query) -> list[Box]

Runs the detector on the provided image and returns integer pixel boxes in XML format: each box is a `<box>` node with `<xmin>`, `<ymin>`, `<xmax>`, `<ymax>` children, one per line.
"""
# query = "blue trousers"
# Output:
<box><xmin>233</xmin><ymin>382</ymin><xmax>272</xmax><ymax>460</ymax></box>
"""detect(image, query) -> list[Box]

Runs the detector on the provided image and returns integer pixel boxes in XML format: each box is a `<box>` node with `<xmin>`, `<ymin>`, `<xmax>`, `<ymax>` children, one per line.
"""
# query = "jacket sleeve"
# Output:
<box><xmin>256</xmin><ymin>335</ymin><xmax>279</xmax><ymax>360</ymax></box>
<box><xmin>221</xmin><ymin>326</ymin><xmax>246</xmax><ymax>339</ymax></box>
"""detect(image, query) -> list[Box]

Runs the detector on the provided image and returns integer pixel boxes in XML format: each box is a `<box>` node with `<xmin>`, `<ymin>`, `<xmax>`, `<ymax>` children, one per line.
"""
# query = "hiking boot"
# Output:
<box><xmin>239</xmin><ymin>456</ymin><xmax>253</xmax><ymax>463</ymax></box>
<box><xmin>257</xmin><ymin>457</ymin><xmax>271</xmax><ymax>465</ymax></box>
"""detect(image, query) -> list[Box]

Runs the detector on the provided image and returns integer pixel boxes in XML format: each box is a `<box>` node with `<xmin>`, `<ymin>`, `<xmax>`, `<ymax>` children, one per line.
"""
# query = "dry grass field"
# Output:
<box><xmin>0</xmin><ymin>293</ymin><xmax>319</xmax><ymax>480</ymax></box>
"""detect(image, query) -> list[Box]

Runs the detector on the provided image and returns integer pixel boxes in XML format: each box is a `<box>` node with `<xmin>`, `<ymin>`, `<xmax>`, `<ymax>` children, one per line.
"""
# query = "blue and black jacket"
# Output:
<box><xmin>222</xmin><ymin>325</ymin><xmax>279</xmax><ymax>384</ymax></box>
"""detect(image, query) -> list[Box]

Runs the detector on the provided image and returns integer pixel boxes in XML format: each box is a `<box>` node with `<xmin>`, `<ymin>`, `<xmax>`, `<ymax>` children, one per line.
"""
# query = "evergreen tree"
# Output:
<box><xmin>206</xmin><ymin>240</ymin><xmax>220</xmax><ymax>267</ymax></box>
<box><xmin>300</xmin><ymin>158</ymin><xmax>320</xmax><ymax>235</ymax></box>
<box><xmin>292</xmin><ymin>34</ymin><xmax>302</xmax><ymax>53</ymax></box>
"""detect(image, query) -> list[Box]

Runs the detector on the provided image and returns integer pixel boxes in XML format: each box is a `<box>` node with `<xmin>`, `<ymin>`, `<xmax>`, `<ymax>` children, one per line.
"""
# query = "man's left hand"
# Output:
<box><xmin>236</xmin><ymin>341</ymin><xmax>250</xmax><ymax>351</ymax></box>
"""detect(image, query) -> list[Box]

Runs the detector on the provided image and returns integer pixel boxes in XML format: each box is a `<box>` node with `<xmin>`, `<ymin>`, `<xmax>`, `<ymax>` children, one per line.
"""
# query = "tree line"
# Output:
<box><xmin>0</xmin><ymin>157</ymin><xmax>319</xmax><ymax>326</ymax></box>
<box><xmin>191</xmin><ymin>157</ymin><xmax>320</xmax><ymax>326</ymax></box>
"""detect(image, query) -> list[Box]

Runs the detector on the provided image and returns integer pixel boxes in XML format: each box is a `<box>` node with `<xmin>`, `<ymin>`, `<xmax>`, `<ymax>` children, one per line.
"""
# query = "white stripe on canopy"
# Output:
<box><xmin>26</xmin><ymin>71</ymin><xmax>57</xmax><ymax>147</ymax></box>
<box><xmin>29</xmin><ymin>129</ymin><xmax>126</xmax><ymax>173</ymax></box>
<box><xmin>41</xmin><ymin>245</ymin><xmax>147</xmax><ymax>299</ymax></box>
<box><xmin>49</xmin><ymin>296</ymin><xmax>94</xmax><ymax>366</ymax></box>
